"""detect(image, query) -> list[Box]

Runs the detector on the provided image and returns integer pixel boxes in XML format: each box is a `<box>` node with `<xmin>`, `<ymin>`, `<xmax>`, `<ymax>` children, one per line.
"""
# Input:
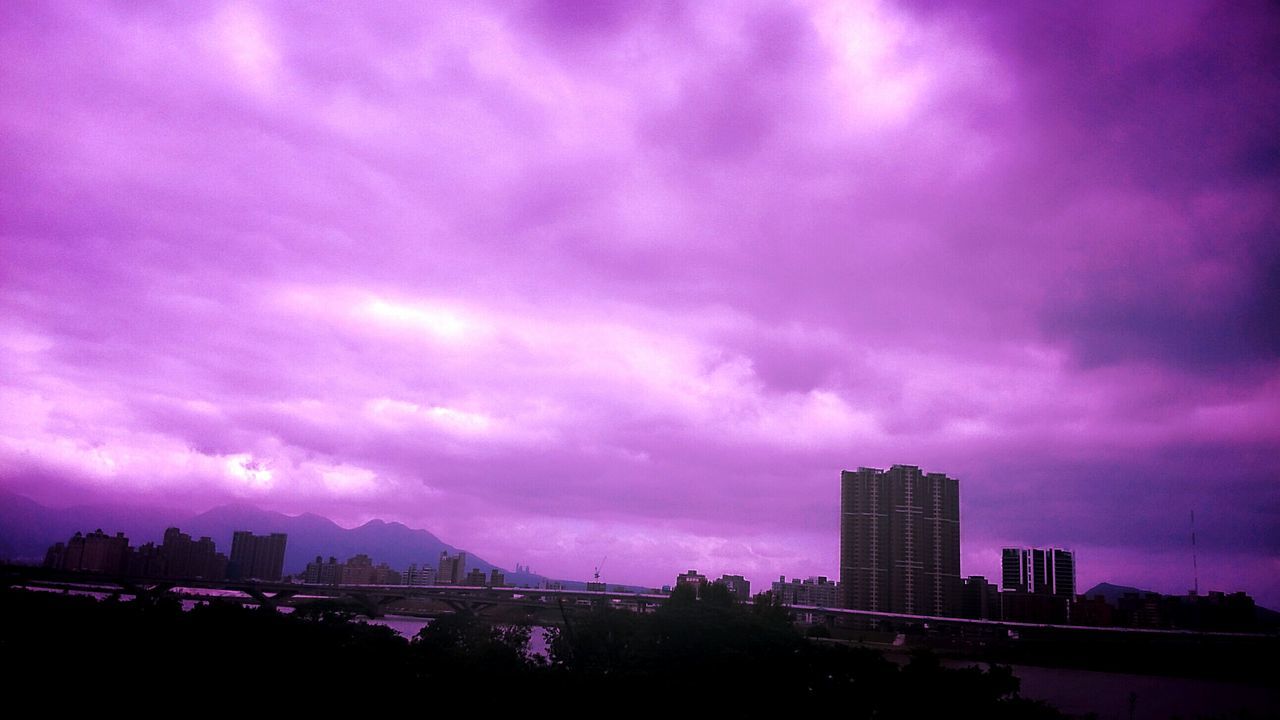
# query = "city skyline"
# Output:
<box><xmin>1</xmin><ymin>2</ymin><xmax>1277</xmax><ymax>609</ymax></box>
<box><xmin>7</xmin><ymin>483</ymin><xmax>1261</xmax><ymax>610</ymax></box>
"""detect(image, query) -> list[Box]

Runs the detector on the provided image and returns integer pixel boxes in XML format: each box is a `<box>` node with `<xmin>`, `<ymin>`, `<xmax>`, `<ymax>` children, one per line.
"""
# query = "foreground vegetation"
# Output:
<box><xmin>0</xmin><ymin>584</ymin><xmax>1068</xmax><ymax>715</ymax></box>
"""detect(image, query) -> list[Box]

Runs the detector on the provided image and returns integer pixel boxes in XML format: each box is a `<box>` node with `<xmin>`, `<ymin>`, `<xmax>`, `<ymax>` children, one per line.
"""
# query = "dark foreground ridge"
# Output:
<box><xmin>3</xmin><ymin>583</ymin><xmax>1069</xmax><ymax>715</ymax></box>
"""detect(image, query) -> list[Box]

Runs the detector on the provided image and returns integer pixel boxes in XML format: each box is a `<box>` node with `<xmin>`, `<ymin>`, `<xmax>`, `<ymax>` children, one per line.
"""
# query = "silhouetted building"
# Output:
<box><xmin>1001</xmin><ymin>590</ymin><xmax>1070</xmax><ymax>623</ymax></box>
<box><xmin>771</xmin><ymin>576</ymin><xmax>840</xmax><ymax>607</ymax></box>
<box><xmin>961</xmin><ymin>576</ymin><xmax>1000</xmax><ymax>620</ymax></box>
<box><xmin>127</xmin><ymin>542</ymin><xmax>166</xmax><ymax>578</ymax></box>
<box><xmin>342</xmin><ymin>554</ymin><xmax>376</xmax><ymax>585</ymax></box>
<box><xmin>1001</xmin><ymin>547</ymin><xmax>1075</xmax><ymax>597</ymax></box>
<box><xmin>45</xmin><ymin>529</ymin><xmax>130</xmax><ymax>574</ymax></box>
<box><xmin>51</xmin><ymin>527</ymin><xmax>230</xmax><ymax>580</ymax></box>
<box><xmin>1052</xmin><ymin>549</ymin><xmax>1076</xmax><ymax>598</ymax></box>
<box><xmin>840</xmin><ymin>465</ymin><xmax>961</xmax><ymax>616</ymax></box>
<box><xmin>715</xmin><ymin>574</ymin><xmax>751</xmax><ymax>602</ymax></box>
<box><xmin>371</xmin><ymin>562</ymin><xmax>401</xmax><ymax>585</ymax></box>
<box><xmin>1071</xmin><ymin>593</ymin><xmax>1116</xmax><ymax>627</ymax></box>
<box><xmin>1001</xmin><ymin>548</ymin><xmax>1027</xmax><ymax>592</ymax></box>
<box><xmin>675</xmin><ymin>570</ymin><xmax>708</xmax><ymax>597</ymax></box>
<box><xmin>159</xmin><ymin>527</ymin><xmax>226</xmax><ymax>579</ymax></box>
<box><xmin>1118</xmin><ymin>591</ymin><xmax>1167</xmax><ymax>628</ymax></box>
<box><xmin>464</xmin><ymin>568</ymin><xmax>487</xmax><ymax>586</ymax></box>
<box><xmin>489</xmin><ymin>569</ymin><xmax>505</xmax><ymax>587</ymax></box>
<box><xmin>304</xmin><ymin>556</ymin><xmax>344</xmax><ymax>586</ymax></box>
<box><xmin>438</xmin><ymin>551</ymin><xmax>466</xmax><ymax>585</ymax></box>
<box><xmin>228</xmin><ymin>531</ymin><xmax>287</xmax><ymax>581</ymax></box>
<box><xmin>1105</xmin><ymin>589</ymin><xmax>1259</xmax><ymax>631</ymax></box>
<box><xmin>1174</xmin><ymin>591</ymin><xmax>1257</xmax><ymax>632</ymax></box>
<box><xmin>43</xmin><ymin>542</ymin><xmax>67</xmax><ymax>570</ymax></box>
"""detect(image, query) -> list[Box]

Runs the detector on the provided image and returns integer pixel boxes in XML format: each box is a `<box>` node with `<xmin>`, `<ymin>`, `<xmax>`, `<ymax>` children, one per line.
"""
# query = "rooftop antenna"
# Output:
<box><xmin>1190</xmin><ymin>510</ymin><xmax>1199</xmax><ymax>596</ymax></box>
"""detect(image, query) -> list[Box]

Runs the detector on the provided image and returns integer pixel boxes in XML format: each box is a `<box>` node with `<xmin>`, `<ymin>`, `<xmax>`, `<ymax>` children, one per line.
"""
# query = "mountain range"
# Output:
<box><xmin>0</xmin><ymin>488</ymin><xmax>546</xmax><ymax>586</ymax></box>
<box><xmin>5</xmin><ymin>489</ymin><xmax>1268</xmax><ymax>609</ymax></box>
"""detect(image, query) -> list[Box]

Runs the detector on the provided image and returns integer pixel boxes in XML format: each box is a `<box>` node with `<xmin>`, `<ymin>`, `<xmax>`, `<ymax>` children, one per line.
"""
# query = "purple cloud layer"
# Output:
<box><xmin>2</xmin><ymin>1</ymin><xmax>1277</xmax><ymax>604</ymax></box>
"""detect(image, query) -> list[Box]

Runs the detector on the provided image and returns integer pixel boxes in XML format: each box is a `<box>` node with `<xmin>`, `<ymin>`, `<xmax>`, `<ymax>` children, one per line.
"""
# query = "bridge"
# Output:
<box><xmin>0</xmin><ymin>565</ymin><xmax>668</xmax><ymax>622</ymax></box>
<box><xmin>4</xmin><ymin>565</ymin><xmax>1274</xmax><ymax>640</ymax></box>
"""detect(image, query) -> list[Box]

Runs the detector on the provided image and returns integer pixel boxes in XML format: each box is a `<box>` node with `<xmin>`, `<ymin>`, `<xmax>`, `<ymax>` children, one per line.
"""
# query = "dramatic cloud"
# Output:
<box><xmin>2</xmin><ymin>0</ymin><xmax>1277</xmax><ymax>604</ymax></box>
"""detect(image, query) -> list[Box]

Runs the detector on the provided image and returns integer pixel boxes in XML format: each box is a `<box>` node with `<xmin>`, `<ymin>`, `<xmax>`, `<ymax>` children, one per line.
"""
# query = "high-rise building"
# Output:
<box><xmin>160</xmin><ymin>527</ymin><xmax>227</xmax><ymax>579</ymax></box>
<box><xmin>44</xmin><ymin>529</ymin><xmax>130</xmax><ymax>574</ymax></box>
<box><xmin>305</xmin><ymin>556</ymin><xmax>344</xmax><ymax>586</ymax></box>
<box><xmin>404</xmin><ymin>563</ymin><xmax>437</xmax><ymax>586</ymax></box>
<box><xmin>1001</xmin><ymin>548</ymin><xmax>1029</xmax><ymax>592</ymax></box>
<box><xmin>1001</xmin><ymin>547</ymin><xmax>1075</xmax><ymax>597</ymax></box>
<box><xmin>228</xmin><ymin>531</ymin><xmax>287</xmax><ymax>581</ymax></box>
<box><xmin>341</xmin><ymin>554</ymin><xmax>376</xmax><ymax>585</ymax></box>
<box><xmin>438</xmin><ymin>551</ymin><xmax>466</xmax><ymax>585</ymax></box>
<box><xmin>840</xmin><ymin>465</ymin><xmax>961</xmax><ymax>617</ymax></box>
<box><xmin>1052</xmin><ymin>548</ymin><xmax>1076</xmax><ymax>598</ymax></box>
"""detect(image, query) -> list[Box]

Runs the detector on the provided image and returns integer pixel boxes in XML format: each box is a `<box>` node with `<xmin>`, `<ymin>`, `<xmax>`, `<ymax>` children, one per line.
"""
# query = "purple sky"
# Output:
<box><xmin>2</xmin><ymin>1</ymin><xmax>1277</xmax><ymax>605</ymax></box>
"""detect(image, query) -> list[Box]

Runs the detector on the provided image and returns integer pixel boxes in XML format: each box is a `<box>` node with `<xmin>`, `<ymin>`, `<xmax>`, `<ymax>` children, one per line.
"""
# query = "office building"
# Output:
<box><xmin>1001</xmin><ymin>548</ymin><xmax>1028</xmax><ymax>592</ymax></box>
<box><xmin>840</xmin><ymin>465</ymin><xmax>961</xmax><ymax>617</ymax></box>
<box><xmin>1001</xmin><ymin>547</ymin><xmax>1075</xmax><ymax>597</ymax></box>
<box><xmin>229</xmin><ymin>531</ymin><xmax>287</xmax><ymax>581</ymax></box>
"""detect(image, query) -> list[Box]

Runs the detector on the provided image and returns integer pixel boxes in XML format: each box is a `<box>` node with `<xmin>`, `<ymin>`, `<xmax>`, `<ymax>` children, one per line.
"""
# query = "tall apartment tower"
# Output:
<box><xmin>1001</xmin><ymin>547</ymin><xmax>1075</xmax><ymax>597</ymax></box>
<box><xmin>229</xmin><ymin>531</ymin><xmax>288</xmax><ymax>581</ymax></box>
<box><xmin>437</xmin><ymin>551</ymin><xmax>466</xmax><ymax>585</ymax></box>
<box><xmin>840</xmin><ymin>465</ymin><xmax>961</xmax><ymax>617</ymax></box>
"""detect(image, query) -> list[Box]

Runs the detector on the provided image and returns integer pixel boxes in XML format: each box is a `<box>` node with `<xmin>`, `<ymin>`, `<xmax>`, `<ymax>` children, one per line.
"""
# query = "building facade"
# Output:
<box><xmin>840</xmin><ymin>465</ymin><xmax>961</xmax><ymax>617</ymax></box>
<box><xmin>715</xmin><ymin>574</ymin><xmax>751</xmax><ymax>602</ymax></box>
<box><xmin>229</xmin><ymin>531</ymin><xmax>288</xmax><ymax>581</ymax></box>
<box><xmin>404</xmin><ymin>563</ymin><xmax>437</xmax><ymax>586</ymax></box>
<box><xmin>772</xmin><ymin>576</ymin><xmax>841</xmax><ymax>608</ymax></box>
<box><xmin>1001</xmin><ymin>547</ymin><xmax>1075</xmax><ymax>597</ymax></box>
<box><xmin>44</xmin><ymin>529</ymin><xmax>131</xmax><ymax>574</ymax></box>
<box><xmin>675</xmin><ymin>570</ymin><xmax>708</xmax><ymax>598</ymax></box>
<box><xmin>304</xmin><ymin>556</ymin><xmax>345</xmax><ymax>585</ymax></box>
<box><xmin>961</xmin><ymin>575</ymin><xmax>1000</xmax><ymax>620</ymax></box>
<box><xmin>160</xmin><ymin>527</ymin><xmax>226</xmax><ymax>580</ymax></box>
<box><xmin>438</xmin><ymin>551</ymin><xmax>466</xmax><ymax>585</ymax></box>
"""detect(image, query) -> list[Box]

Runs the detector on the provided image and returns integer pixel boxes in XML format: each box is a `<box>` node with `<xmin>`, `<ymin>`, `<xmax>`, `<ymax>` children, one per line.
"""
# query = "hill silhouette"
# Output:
<box><xmin>0</xmin><ymin>488</ymin><xmax>546</xmax><ymax>585</ymax></box>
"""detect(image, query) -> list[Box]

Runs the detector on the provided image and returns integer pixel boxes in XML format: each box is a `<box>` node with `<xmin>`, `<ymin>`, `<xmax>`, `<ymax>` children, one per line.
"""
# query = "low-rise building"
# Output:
<box><xmin>771</xmin><ymin>576</ymin><xmax>840</xmax><ymax>607</ymax></box>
